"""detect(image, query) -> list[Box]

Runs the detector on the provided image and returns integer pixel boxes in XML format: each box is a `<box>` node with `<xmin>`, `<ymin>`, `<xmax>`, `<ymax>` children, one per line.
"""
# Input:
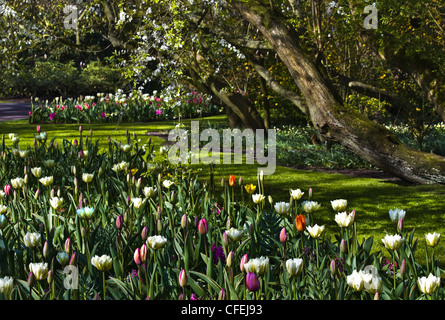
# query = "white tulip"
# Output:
<box><xmin>131</xmin><ymin>197</ymin><xmax>145</xmax><ymax>209</ymax></box>
<box><xmin>146</xmin><ymin>235</ymin><xmax>168</xmax><ymax>250</ymax></box>
<box><xmin>331</xmin><ymin>199</ymin><xmax>347</xmax><ymax>212</ymax></box>
<box><xmin>307</xmin><ymin>224</ymin><xmax>325</xmax><ymax>239</ymax></box>
<box><xmin>29</xmin><ymin>262</ymin><xmax>48</xmax><ymax>281</ymax></box>
<box><xmin>334</xmin><ymin>211</ymin><xmax>354</xmax><ymax>228</ymax></box>
<box><xmin>11</xmin><ymin>177</ymin><xmax>25</xmax><ymax>189</ymax></box>
<box><xmin>425</xmin><ymin>232</ymin><xmax>440</xmax><ymax>247</ymax></box>
<box><xmin>24</xmin><ymin>232</ymin><xmax>41</xmax><ymax>248</ymax></box>
<box><xmin>252</xmin><ymin>193</ymin><xmax>265</xmax><ymax>204</ymax></box>
<box><xmin>143</xmin><ymin>186</ymin><xmax>155</xmax><ymax>198</ymax></box>
<box><xmin>82</xmin><ymin>173</ymin><xmax>94</xmax><ymax>183</ymax></box>
<box><xmin>0</xmin><ymin>205</ymin><xmax>7</xmax><ymax>214</ymax></box>
<box><xmin>226</xmin><ymin>228</ymin><xmax>244</xmax><ymax>242</ymax></box>
<box><xmin>286</xmin><ymin>258</ymin><xmax>304</xmax><ymax>276</ymax></box>
<box><xmin>91</xmin><ymin>255</ymin><xmax>113</xmax><ymax>272</ymax></box>
<box><xmin>388</xmin><ymin>208</ymin><xmax>406</xmax><ymax>223</ymax></box>
<box><xmin>31</xmin><ymin>167</ymin><xmax>42</xmax><ymax>178</ymax></box>
<box><xmin>39</xmin><ymin>176</ymin><xmax>53</xmax><ymax>187</ymax></box>
<box><xmin>302</xmin><ymin>201</ymin><xmax>321</xmax><ymax>213</ymax></box>
<box><xmin>243</xmin><ymin>256</ymin><xmax>269</xmax><ymax>276</ymax></box>
<box><xmin>49</xmin><ymin>197</ymin><xmax>63</xmax><ymax>210</ymax></box>
<box><xmin>162</xmin><ymin>180</ymin><xmax>174</xmax><ymax>189</ymax></box>
<box><xmin>417</xmin><ymin>273</ymin><xmax>441</xmax><ymax>295</ymax></box>
<box><xmin>382</xmin><ymin>234</ymin><xmax>404</xmax><ymax>251</ymax></box>
<box><xmin>347</xmin><ymin>269</ymin><xmax>365</xmax><ymax>292</ymax></box>
<box><xmin>290</xmin><ymin>189</ymin><xmax>304</xmax><ymax>200</ymax></box>
<box><xmin>0</xmin><ymin>276</ymin><xmax>13</xmax><ymax>300</ymax></box>
<box><xmin>274</xmin><ymin>202</ymin><xmax>290</xmax><ymax>215</ymax></box>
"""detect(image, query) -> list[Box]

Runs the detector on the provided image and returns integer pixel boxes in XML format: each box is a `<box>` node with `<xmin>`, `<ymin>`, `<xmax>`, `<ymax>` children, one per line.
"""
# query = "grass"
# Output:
<box><xmin>1</xmin><ymin>116</ymin><xmax>445</xmax><ymax>268</ymax></box>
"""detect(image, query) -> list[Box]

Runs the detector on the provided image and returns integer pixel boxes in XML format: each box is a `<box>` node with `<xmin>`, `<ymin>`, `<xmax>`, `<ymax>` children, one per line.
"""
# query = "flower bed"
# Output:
<box><xmin>28</xmin><ymin>90</ymin><xmax>221</xmax><ymax>124</ymax></box>
<box><xmin>0</xmin><ymin>127</ymin><xmax>443</xmax><ymax>300</ymax></box>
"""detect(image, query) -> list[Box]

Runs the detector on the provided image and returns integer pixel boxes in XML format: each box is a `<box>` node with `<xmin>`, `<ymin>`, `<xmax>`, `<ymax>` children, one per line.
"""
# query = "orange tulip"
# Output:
<box><xmin>229</xmin><ymin>175</ymin><xmax>236</xmax><ymax>187</ymax></box>
<box><xmin>296</xmin><ymin>214</ymin><xmax>305</xmax><ymax>232</ymax></box>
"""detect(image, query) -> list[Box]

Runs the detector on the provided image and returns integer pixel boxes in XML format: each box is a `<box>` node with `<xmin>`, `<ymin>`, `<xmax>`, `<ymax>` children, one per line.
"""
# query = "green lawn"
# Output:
<box><xmin>1</xmin><ymin>116</ymin><xmax>445</xmax><ymax>267</ymax></box>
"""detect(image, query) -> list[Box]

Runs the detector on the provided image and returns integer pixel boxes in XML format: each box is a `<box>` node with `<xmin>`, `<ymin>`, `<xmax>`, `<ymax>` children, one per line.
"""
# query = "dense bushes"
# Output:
<box><xmin>0</xmin><ymin>60</ymin><xmax>126</xmax><ymax>99</ymax></box>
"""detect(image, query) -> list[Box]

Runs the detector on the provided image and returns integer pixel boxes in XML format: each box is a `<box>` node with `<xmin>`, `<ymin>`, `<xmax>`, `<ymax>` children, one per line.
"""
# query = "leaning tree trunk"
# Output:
<box><xmin>230</xmin><ymin>1</ymin><xmax>445</xmax><ymax>184</ymax></box>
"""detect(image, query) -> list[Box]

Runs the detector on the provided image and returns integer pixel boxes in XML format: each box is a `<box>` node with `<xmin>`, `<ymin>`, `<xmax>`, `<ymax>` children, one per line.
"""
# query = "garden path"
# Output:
<box><xmin>0</xmin><ymin>99</ymin><xmax>31</xmax><ymax>122</ymax></box>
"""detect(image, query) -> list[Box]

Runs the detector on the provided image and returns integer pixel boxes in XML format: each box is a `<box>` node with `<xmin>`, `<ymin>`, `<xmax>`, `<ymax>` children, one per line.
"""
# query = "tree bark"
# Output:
<box><xmin>229</xmin><ymin>1</ymin><xmax>445</xmax><ymax>184</ymax></box>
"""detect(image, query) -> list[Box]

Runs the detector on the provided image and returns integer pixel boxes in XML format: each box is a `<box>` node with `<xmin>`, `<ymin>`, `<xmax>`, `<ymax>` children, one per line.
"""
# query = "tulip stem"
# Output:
<box><xmin>392</xmin><ymin>251</ymin><xmax>396</xmax><ymax>291</ymax></box>
<box><xmin>102</xmin><ymin>271</ymin><xmax>106</xmax><ymax>300</ymax></box>
<box><xmin>316</xmin><ymin>239</ymin><xmax>319</xmax><ymax>268</ymax></box>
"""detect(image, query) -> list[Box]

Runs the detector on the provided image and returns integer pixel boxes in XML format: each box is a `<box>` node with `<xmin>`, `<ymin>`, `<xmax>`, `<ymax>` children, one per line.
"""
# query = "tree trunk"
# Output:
<box><xmin>229</xmin><ymin>1</ymin><xmax>445</xmax><ymax>184</ymax></box>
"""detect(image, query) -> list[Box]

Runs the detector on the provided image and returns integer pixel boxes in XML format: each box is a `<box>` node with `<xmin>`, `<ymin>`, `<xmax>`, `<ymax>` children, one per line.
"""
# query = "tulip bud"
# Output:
<box><xmin>246</xmin><ymin>272</ymin><xmax>261</xmax><ymax>292</ymax></box>
<box><xmin>198</xmin><ymin>218</ymin><xmax>208</xmax><ymax>235</ymax></box>
<box><xmin>221</xmin><ymin>178</ymin><xmax>225</xmax><ymax>188</ymax></box>
<box><xmin>374</xmin><ymin>291</ymin><xmax>380</xmax><ymax>300</ymax></box>
<box><xmin>340</xmin><ymin>238</ymin><xmax>347</xmax><ymax>254</ymax></box>
<box><xmin>280</xmin><ymin>228</ymin><xmax>287</xmax><ymax>243</ymax></box>
<box><xmin>227</xmin><ymin>251</ymin><xmax>234</xmax><ymax>268</ymax></box>
<box><xmin>397</xmin><ymin>218</ymin><xmax>403</xmax><ymax>233</ymax></box>
<box><xmin>28</xmin><ymin>271</ymin><xmax>36</xmax><ymax>288</ymax></box>
<box><xmin>181</xmin><ymin>214</ymin><xmax>188</xmax><ymax>229</ymax></box>
<box><xmin>226</xmin><ymin>218</ymin><xmax>231</xmax><ymax>230</ymax></box>
<box><xmin>79</xmin><ymin>125</ymin><xmax>83</xmax><ymax>132</ymax></box>
<box><xmin>4</xmin><ymin>184</ymin><xmax>11</xmax><ymax>196</ymax></box>
<box><xmin>34</xmin><ymin>189</ymin><xmax>40</xmax><ymax>200</ymax></box>
<box><xmin>222</xmin><ymin>232</ymin><xmax>228</xmax><ymax>247</ymax></box>
<box><xmin>157</xmin><ymin>219</ymin><xmax>162</xmax><ymax>233</ymax></box>
<box><xmin>116</xmin><ymin>215</ymin><xmax>123</xmax><ymax>230</ymax></box>
<box><xmin>141</xmin><ymin>226</ymin><xmax>148</xmax><ymax>241</ymax></box>
<box><xmin>400</xmin><ymin>258</ymin><xmax>406</xmax><ymax>278</ymax></box>
<box><xmin>37</xmin><ymin>125</ymin><xmax>41</xmax><ymax>133</ymax></box>
<box><xmin>78</xmin><ymin>150</ymin><xmax>84</xmax><ymax>159</ymax></box>
<box><xmin>218</xmin><ymin>288</ymin><xmax>226</xmax><ymax>300</ymax></box>
<box><xmin>81</xmin><ymin>227</ymin><xmax>86</xmax><ymax>239</ymax></box>
<box><xmin>47</xmin><ymin>269</ymin><xmax>54</xmax><ymax>284</ymax></box>
<box><xmin>65</xmin><ymin>238</ymin><xmax>71</xmax><ymax>254</ymax></box>
<box><xmin>134</xmin><ymin>248</ymin><xmax>142</xmax><ymax>265</ymax></box>
<box><xmin>70</xmin><ymin>252</ymin><xmax>77</xmax><ymax>267</ymax></box>
<box><xmin>73</xmin><ymin>139</ymin><xmax>78</xmax><ymax>147</ymax></box>
<box><xmin>42</xmin><ymin>241</ymin><xmax>49</xmax><ymax>258</ymax></box>
<box><xmin>330</xmin><ymin>259</ymin><xmax>337</xmax><ymax>276</ymax></box>
<box><xmin>179</xmin><ymin>269</ymin><xmax>188</xmax><ymax>287</ymax></box>
<box><xmin>308</xmin><ymin>187</ymin><xmax>312</xmax><ymax>198</ymax></box>
<box><xmin>140</xmin><ymin>244</ymin><xmax>147</xmax><ymax>263</ymax></box>
<box><xmin>50</xmin><ymin>188</ymin><xmax>55</xmax><ymax>198</ymax></box>
<box><xmin>240</xmin><ymin>254</ymin><xmax>248</xmax><ymax>273</ymax></box>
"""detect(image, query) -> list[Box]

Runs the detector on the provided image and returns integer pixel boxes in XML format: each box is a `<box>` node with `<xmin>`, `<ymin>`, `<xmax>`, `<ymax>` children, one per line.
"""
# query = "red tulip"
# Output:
<box><xmin>296</xmin><ymin>215</ymin><xmax>305</xmax><ymax>232</ymax></box>
<box><xmin>228</xmin><ymin>175</ymin><xmax>236</xmax><ymax>187</ymax></box>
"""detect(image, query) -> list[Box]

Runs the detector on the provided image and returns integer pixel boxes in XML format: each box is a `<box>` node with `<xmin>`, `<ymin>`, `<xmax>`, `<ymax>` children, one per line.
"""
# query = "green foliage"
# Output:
<box><xmin>0</xmin><ymin>126</ymin><xmax>444</xmax><ymax>300</ymax></box>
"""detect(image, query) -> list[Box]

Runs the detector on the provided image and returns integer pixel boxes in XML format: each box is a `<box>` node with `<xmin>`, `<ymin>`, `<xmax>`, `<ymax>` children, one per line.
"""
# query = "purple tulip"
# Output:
<box><xmin>246</xmin><ymin>272</ymin><xmax>261</xmax><ymax>292</ymax></box>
